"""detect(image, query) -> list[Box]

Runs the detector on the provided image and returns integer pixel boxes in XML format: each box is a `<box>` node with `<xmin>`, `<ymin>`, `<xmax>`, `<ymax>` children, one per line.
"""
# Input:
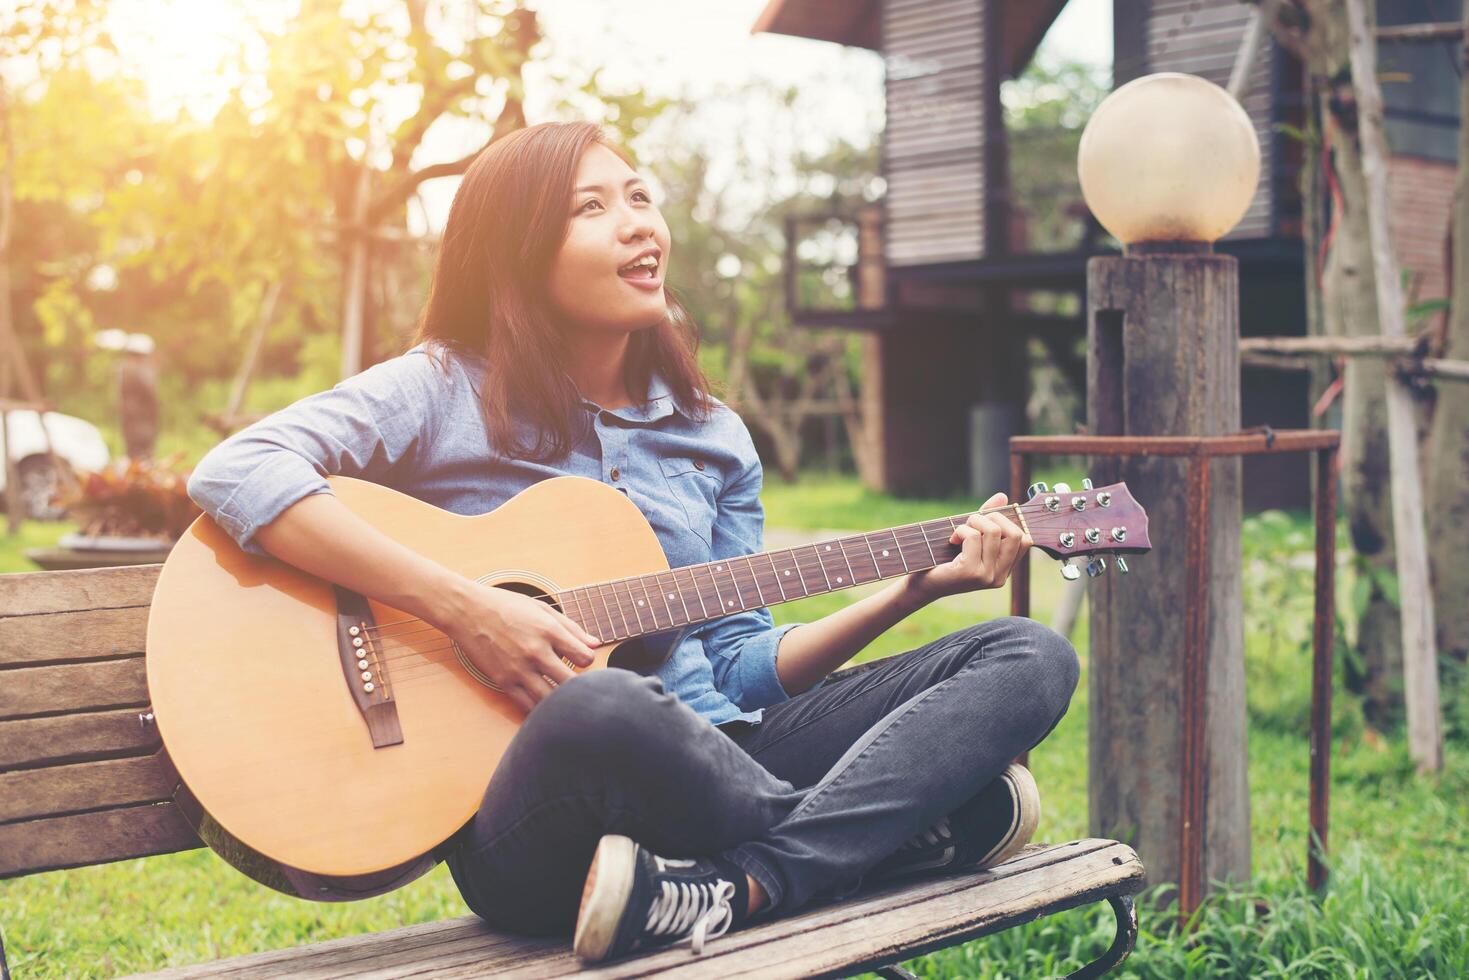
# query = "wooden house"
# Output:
<box><xmin>756</xmin><ymin>0</ymin><xmax>1458</xmax><ymax>510</ymax></box>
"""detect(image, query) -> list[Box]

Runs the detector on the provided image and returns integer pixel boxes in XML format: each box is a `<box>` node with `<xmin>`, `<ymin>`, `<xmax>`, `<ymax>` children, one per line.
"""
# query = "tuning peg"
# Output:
<box><xmin>1082</xmin><ymin>478</ymin><xmax>1094</xmax><ymax>491</ymax></box>
<box><xmin>1115</xmin><ymin>556</ymin><xmax>1130</xmax><ymax>574</ymax></box>
<box><xmin>1086</xmin><ymin>557</ymin><xmax>1107</xmax><ymax>578</ymax></box>
<box><xmin>1053</xmin><ymin>482</ymin><xmax>1071</xmax><ymax>494</ymax></box>
<box><xmin>1026</xmin><ymin>481</ymin><xmax>1050</xmax><ymax>500</ymax></box>
<box><xmin>1059</xmin><ymin>559</ymin><xmax>1081</xmax><ymax>581</ymax></box>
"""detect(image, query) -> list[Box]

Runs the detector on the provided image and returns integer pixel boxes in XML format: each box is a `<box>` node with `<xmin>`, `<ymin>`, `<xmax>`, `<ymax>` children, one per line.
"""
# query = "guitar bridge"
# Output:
<box><xmin>334</xmin><ymin>586</ymin><xmax>404</xmax><ymax>748</ymax></box>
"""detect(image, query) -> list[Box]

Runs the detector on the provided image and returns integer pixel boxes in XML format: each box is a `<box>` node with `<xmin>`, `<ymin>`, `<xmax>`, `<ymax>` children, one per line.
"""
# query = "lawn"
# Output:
<box><xmin>2</xmin><ymin>475</ymin><xmax>1466</xmax><ymax>977</ymax></box>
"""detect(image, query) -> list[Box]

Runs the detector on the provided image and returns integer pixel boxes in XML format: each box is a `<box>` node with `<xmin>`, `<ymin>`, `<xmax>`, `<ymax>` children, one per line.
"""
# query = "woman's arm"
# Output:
<box><xmin>252</xmin><ymin>493</ymin><xmax>601</xmax><ymax>714</ymax></box>
<box><xmin>774</xmin><ymin>492</ymin><xmax>1031</xmax><ymax>695</ymax></box>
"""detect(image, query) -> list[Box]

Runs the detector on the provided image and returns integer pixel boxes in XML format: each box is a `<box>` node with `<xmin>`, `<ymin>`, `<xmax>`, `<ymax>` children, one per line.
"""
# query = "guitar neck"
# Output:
<box><xmin>555</xmin><ymin>513</ymin><xmax>977</xmax><ymax>643</ymax></box>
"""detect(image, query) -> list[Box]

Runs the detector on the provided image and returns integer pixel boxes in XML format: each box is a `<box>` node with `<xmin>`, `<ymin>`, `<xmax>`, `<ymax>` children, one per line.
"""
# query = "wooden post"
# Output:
<box><xmin>1087</xmin><ymin>246</ymin><xmax>1250</xmax><ymax>908</ymax></box>
<box><xmin>1345</xmin><ymin>0</ymin><xmax>1444</xmax><ymax>773</ymax></box>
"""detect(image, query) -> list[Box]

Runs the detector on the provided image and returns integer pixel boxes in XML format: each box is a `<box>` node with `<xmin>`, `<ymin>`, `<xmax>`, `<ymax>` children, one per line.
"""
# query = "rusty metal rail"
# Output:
<box><xmin>1008</xmin><ymin>428</ymin><xmax>1341</xmax><ymax>914</ymax></box>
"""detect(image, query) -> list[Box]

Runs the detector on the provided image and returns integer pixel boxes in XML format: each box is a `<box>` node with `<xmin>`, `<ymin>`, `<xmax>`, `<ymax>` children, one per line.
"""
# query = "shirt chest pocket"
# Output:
<box><xmin>658</xmin><ymin>456</ymin><xmax>721</xmax><ymax>547</ymax></box>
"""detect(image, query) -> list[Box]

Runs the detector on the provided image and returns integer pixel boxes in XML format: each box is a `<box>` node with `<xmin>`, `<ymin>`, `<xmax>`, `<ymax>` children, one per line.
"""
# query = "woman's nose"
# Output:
<box><xmin>618</xmin><ymin>210</ymin><xmax>657</xmax><ymax>243</ymax></box>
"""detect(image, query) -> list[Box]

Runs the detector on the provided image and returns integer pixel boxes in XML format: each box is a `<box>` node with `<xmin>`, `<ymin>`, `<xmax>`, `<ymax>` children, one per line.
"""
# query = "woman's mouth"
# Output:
<box><xmin>617</xmin><ymin>254</ymin><xmax>662</xmax><ymax>290</ymax></box>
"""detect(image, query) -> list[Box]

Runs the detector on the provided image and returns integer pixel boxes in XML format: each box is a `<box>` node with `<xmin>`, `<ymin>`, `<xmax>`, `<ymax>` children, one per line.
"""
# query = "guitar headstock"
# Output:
<box><xmin>1015</xmin><ymin>480</ymin><xmax>1150</xmax><ymax>580</ymax></box>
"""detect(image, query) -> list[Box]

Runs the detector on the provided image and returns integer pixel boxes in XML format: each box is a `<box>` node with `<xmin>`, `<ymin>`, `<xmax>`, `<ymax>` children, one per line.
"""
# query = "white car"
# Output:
<box><xmin>0</xmin><ymin>410</ymin><xmax>111</xmax><ymax>520</ymax></box>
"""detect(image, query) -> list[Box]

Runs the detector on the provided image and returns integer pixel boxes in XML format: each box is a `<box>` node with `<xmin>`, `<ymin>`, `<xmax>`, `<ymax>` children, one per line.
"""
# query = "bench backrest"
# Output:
<box><xmin>0</xmin><ymin>565</ymin><xmax>202</xmax><ymax>880</ymax></box>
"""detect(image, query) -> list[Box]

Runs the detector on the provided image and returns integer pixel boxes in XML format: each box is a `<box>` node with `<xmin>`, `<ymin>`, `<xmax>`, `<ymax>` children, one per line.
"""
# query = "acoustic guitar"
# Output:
<box><xmin>145</xmin><ymin>474</ymin><xmax>1149</xmax><ymax>901</ymax></box>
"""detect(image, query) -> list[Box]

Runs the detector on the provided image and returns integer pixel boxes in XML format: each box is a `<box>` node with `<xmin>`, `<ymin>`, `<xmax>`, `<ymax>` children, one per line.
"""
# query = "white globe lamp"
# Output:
<box><xmin>1078</xmin><ymin>73</ymin><xmax>1261</xmax><ymax>247</ymax></box>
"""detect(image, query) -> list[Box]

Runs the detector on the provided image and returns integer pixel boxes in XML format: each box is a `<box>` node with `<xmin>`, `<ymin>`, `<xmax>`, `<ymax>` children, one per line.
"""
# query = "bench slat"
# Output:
<box><xmin>0</xmin><ymin>657</ymin><xmax>149</xmax><ymax>720</ymax></box>
<box><xmin>0</xmin><ymin>802</ymin><xmax>201</xmax><ymax>877</ymax></box>
<box><xmin>0</xmin><ymin>605</ymin><xmax>149</xmax><ymax>667</ymax></box>
<box><xmin>0</xmin><ymin>755</ymin><xmax>173</xmax><ymax>823</ymax></box>
<box><xmin>0</xmin><ymin>707</ymin><xmax>161</xmax><ymax>769</ymax></box>
<box><xmin>137</xmin><ymin>840</ymin><xmax>1144</xmax><ymax>979</ymax></box>
<box><xmin>0</xmin><ymin>563</ymin><xmax>159</xmax><ymax>616</ymax></box>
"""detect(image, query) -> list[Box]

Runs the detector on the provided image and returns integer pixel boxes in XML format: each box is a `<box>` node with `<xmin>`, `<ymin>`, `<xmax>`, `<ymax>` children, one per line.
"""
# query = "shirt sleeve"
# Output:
<box><xmin>703</xmin><ymin>409</ymin><xmax>818</xmax><ymax>711</ymax></box>
<box><xmin>185</xmin><ymin>349</ymin><xmax>448</xmax><ymax>556</ymax></box>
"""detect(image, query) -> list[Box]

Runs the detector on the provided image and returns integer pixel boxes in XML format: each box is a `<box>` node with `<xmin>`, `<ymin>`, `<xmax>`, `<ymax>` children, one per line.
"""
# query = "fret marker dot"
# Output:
<box><xmin>825</xmin><ymin>545</ymin><xmax>831</xmax><ymax>551</ymax></box>
<box><xmin>837</xmin><ymin>576</ymin><xmax>844</xmax><ymax>583</ymax></box>
<box><xmin>882</xmin><ymin>550</ymin><xmax>889</xmax><ymax>557</ymax></box>
<box><xmin>727</xmin><ymin>600</ymin><xmax>735</xmax><ymax>608</ymax></box>
<box><xmin>716</xmin><ymin>565</ymin><xmax>722</xmax><ymax>570</ymax></box>
<box><xmin>784</xmin><ymin>570</ymin><xmax>790</xmax><ymax>576</ymax></box>
<box><xmin>637</xmin><ymin>600</ymin><xmax>644</xmax><ymax>606</ymax></box>
<box><xmin>668</xmin><ymin>593</ymin><xmax>675</xmax><ymax>600</ymax></box>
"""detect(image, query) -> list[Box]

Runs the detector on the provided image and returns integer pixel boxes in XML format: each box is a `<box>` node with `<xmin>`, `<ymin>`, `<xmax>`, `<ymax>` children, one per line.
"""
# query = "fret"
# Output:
<box><xmin>765</xmin><ymin>552</ymin><xmax>789</xmax><ymax>601</ymax></box>
<box><xmin>709</xmin><ymin>560</ymin><xmax>741</xmax><ymax>614</ymax></box>
<box><xmin>634</xmin><ymin>576</ymin><xmax>666</xmax><ymax>631</ymax></box>
<box><xmin>678</xmin><ymin>566</ymin><xmax>711</xmax><ymax>621</ymax></box>
<box><xmin>601</xmin><ymin>583</ymin><xmax>633</xmax><ymax>637</ymax></box>
<box><xmin>583</xmin><ymin>587</ymin><xmax>612</xmax><ymax>638</ymax></box>
<box><xmin>861</xmin><ymin>534</ymin><xmax>885</xmax><ymax>579</ymax></box>
<box><xmin>916</xmin><ymin>522</ymin><xmax>939</xmax><ymax>565</ymax></box>
<box><xmin>880</xmin><ymin>528</ymin><xmax>910</xmax><ymax>573</ymax></box>
<box><xmin>593</xmin><ymin>584</ymin><xmax>624</xmax><ymax>638</ymax></box>
<box><xmin>794</xmin><ymin>544</ymin><xmax>831</xmax><ymax>593</ymax></box>
<box><xmin>832</xmin><ymin>538</ymin><xmax>858</xmax><ymax>587</ymax></box>
<box><xmin>727</xmin><ymin>557</ymin><xmax>761</xmax><ymax>610</ymax></box>
<box><xmin>741</xmin><ymin>555</ymin><xmax>769</xmax><ymax>606</ymax></box>
<box><xmin>614</xmin><ymin>581</ymin><xmax>648</xmax><ymax>635</ymax></box>
<box><xmin>564</xmin><ymin>589</ymin><xmax>593</xmax><ymax>636</ymax></box>
<box><xmin>654</xmin><ymin>571</ymin><xmax>686</xmax><ymax>626</ymax></box>
<box><xmin>773</xmin><ymin>549</ymin><xmax>808</xmax><ymax>598</ymax></box>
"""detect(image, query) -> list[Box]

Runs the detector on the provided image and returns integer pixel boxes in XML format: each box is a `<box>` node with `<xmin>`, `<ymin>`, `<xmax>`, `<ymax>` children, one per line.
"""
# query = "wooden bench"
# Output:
<box><xmin>0</xmin><ymin>564</ymin><xmax>1146</xmax><ymax>979</ymax></box>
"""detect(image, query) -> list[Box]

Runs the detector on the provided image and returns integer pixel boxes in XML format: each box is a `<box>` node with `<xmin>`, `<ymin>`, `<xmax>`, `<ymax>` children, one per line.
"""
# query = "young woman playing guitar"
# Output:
<box><xmin>186</xmin><ymin>121</ymin><xmax>1079</xmax><ymax>963</ymax></box>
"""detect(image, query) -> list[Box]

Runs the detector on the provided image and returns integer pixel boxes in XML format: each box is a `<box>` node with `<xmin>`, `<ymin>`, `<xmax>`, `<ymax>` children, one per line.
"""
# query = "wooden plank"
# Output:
<box><xmin>0</xmin><ymin>755</ymin><xmax>173</xmax><ymax>823</ymax></box>
<box><xmin>137</xmin><ymin>840</ymin><xmax>1143</xmax><ymax>979</ymax></box>
<box><xmin>0</xmin><ymin>605</ymin><xmax>149</xmax><ymax>666</ymax></box>
<box><xmin>1345</xmin><ymin>0</ymin><xmax>1444</xmax><ymax>773</ymax></box>
<box><xmin>0</xmin><ymin>802</ymin><xmax>200</xmax><ymax>876</ymax></box>
<box><xmin>0</xmin><ymin>564</ymin><xmax>159</xmax><ymax>616</ymax></box>
<box><xmin>0</xmin><ymin>707</ymin><xmax>160</xmax><ymax>768</ymax></box>
<box><xmin>0</xmin><ymin>657</ymin><xmax>149</xmax><ymax>720</ymax></box>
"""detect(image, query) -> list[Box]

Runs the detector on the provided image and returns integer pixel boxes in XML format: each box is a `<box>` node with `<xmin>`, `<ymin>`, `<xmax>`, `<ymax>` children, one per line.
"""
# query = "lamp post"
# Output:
<box><xmin>1075</xmin><ymin>73</ymin><xmax>1260</xmax><ymax>908</ymax></box>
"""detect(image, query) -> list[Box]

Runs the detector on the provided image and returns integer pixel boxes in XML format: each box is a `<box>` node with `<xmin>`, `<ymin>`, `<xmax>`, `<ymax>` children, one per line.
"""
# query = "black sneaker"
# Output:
<box><xmin>869</xmin><ymin>763</ymin><xmax>1041</xmax><ymax>882</ymax></box>
<box><xmin>573</xmin><ymin>835</ymin><xmax>745</xmax><ymax>963</ymax></box>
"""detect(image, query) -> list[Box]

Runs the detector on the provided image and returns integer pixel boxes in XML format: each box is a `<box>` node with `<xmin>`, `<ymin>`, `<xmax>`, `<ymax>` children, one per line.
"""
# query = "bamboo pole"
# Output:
<box><xmin>1345</xmin><ymin>0</ymin><xmax>1444</xmax><ymax>772</ymax></box>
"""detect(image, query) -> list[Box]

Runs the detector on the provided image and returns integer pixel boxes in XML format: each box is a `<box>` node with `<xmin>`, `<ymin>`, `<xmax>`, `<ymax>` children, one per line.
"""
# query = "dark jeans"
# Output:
<box><xmin>446</xmin><ymin>616</ymin><xmax>1079</xmax><ymax>936</ymax></box>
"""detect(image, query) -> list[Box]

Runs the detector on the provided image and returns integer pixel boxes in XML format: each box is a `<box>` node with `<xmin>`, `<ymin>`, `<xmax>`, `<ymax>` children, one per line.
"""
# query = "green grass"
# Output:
<box><xmin>2</xmin><ymin>477</ymin><xmax>1466</xmax><ymax>977</ymax></box>
<box><xmin>0</xmin><ymin>520</ymin><xmax>75</xmax><ymax>573</ymax></box>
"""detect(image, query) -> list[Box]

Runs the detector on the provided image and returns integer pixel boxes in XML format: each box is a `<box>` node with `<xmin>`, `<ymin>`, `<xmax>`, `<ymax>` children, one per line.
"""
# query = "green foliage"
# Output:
<box><xmin>4</xmin><ymin>480</ymin><xmax>1464</xmax><ymax>977</ymax></box>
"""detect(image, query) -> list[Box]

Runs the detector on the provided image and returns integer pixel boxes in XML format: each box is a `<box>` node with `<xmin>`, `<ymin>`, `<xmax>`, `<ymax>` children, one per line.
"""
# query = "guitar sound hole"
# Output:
<box><xmin>453</xmin><ymin>581</ymin><xmax>577</xmax><ymax>692</ymax></box>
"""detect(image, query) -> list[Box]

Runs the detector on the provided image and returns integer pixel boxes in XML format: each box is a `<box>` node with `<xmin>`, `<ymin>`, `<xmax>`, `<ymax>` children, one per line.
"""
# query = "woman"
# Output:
<box><xmin>186</xmin><ymin>121</ymin><xmax>1079</xmax><ymax>964</ymax></box>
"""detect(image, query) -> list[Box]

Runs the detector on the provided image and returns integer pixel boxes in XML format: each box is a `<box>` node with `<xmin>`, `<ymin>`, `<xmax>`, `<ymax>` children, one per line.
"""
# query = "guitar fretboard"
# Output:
<box><xmin>553</xmin><ymin>515</ymin><xmax>972</xmax><ymax>642</ymax></box>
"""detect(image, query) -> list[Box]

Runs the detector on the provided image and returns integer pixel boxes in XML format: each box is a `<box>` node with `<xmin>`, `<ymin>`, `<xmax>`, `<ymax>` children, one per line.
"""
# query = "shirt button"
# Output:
<box><xmin>693</xmin><ymin>460</ymin><xmax>705</xmax><ymax>471</ymax></box>
<box><xmin>610</xmin><ymin>467</ymin><xmax>620</xmax><ymax>481</ymax></box>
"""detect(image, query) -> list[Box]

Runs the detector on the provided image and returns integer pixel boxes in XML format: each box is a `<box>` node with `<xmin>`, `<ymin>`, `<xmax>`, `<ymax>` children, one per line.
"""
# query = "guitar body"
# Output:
<box><xmin>146</xmin><ymin>475</ymin><xmax>676</xmax><ymax>900</ymax></box>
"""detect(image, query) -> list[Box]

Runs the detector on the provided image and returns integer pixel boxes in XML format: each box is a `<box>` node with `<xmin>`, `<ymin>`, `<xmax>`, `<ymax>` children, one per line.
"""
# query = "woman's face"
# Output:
<box><xmin>546</xmin><ymin>143</ymin><xmax>671</xmax><ymax>335</ymax></box>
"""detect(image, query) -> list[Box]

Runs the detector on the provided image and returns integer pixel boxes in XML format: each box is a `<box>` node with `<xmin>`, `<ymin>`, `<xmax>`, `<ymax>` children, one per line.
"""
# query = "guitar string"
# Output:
<box><xmin>355</xmin><ymin>506</ymin><xmax>1131</xmax><ymax>645</ymax></box>
<box><xmin>352</xmin><ymin>508</ymin><xmax>1133</xmax><ymax>668</ymax></box>
<box><xmin>355</xmin><ymin>511</ymin><xmax>1135</xmax><ymax>681</ymax></box>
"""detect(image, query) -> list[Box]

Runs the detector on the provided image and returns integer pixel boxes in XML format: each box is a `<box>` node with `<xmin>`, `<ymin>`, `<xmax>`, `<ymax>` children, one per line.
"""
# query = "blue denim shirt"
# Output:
<box><xmin>186</xmin><ymin>342</ymin><xmax>811</xmax><ymax>727</ymax></box>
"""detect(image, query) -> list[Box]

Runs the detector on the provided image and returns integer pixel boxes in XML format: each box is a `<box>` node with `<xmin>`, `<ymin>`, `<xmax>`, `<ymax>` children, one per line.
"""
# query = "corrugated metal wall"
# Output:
<box><xmin>882</xmin><ymin>0</ymin><xmax>988</xmax><ymax>266</ymax></box>
<box><xmin>1145</xmin><ymin>0</ymin><xmax>1277</xmax><ymax>239</ymax></box>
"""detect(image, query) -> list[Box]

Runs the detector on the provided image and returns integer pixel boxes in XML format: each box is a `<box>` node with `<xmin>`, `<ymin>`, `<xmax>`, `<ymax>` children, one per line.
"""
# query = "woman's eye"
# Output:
<box><xmin>631</xmin><ymin>190</ymin><xmax>652</xmax><ymax>204</ymax></box>
<box><xmin>578</xmin><ymin>199</ymin><xmax>602</xmax><ymax>214</ymax></box>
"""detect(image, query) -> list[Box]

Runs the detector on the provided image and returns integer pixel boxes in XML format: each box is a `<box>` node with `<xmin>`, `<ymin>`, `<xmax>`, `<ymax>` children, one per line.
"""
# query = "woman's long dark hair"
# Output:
<box><xmin>413</xmin><ymin>121</ymin><xmax>714</xmax><ymax>463</ymax></box>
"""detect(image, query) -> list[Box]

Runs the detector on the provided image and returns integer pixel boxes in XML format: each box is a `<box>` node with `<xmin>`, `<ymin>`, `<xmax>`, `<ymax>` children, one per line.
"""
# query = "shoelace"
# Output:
<box><xmin>644</xmin><ymin>876</ymin><xmax>736</xmax><ymax>955</ymax></box>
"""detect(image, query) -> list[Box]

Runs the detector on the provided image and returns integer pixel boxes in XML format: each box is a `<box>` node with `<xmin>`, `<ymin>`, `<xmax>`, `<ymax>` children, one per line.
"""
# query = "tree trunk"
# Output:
<box><xmin>340</xmin><ymin>164</ymin><xmax>372</xmax><ymax>380</ymax></box>
<box><xmin>1327</xmin><ymin>119</ymin><xmax>1403</xmax><ymax>728</ymax></box>
<box><xmin>1425</xmin><ymin>0</ymin><xmax>1469</xmax><ymax>671</ymax></box>
<box><xmin>1345</xmin><ymin>0</ymin><xmax>1442</xmax><ymax>772</ymax></box>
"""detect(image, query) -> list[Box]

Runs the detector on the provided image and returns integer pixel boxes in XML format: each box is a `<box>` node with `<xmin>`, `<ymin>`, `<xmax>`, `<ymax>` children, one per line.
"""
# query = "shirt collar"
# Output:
<box><xmin>579</xmin><ymin>369</ymin><xmax>688</xmax><ymax>425</ymax></box>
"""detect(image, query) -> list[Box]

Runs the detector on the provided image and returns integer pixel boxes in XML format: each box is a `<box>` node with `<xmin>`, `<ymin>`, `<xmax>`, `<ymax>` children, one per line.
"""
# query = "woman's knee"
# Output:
<box><xmin>1006</xmin><ymin>616</ymin><xmax>1080</xmax><ymax>707</ymax></box>
<box><xmin>516</xmin><ymin>668</ymin><xmax>665</xmax><ymax>759</ymax></box>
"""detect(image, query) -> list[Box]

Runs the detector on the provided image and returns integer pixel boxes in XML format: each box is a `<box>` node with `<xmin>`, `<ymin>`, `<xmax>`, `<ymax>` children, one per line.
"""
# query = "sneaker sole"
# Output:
<box><xmin>974</xmin><ymin>763</ymin><xmax>1041</xmax><ymax>868</ymax></box>
<box><xmin>573</xmin><ymin>834</ymin><xmax>638</xmax><ymax>962</ymax></box>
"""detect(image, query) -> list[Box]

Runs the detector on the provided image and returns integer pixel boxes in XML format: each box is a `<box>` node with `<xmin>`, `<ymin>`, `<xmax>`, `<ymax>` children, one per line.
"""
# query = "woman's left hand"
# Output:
<box><xmin>902</xmin><ymin>492</ymin><xmax>1034</xmax><ymax>603</ymax></box>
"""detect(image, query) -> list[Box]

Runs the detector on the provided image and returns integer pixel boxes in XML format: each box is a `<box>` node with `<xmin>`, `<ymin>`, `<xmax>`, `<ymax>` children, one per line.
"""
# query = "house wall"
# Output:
<box><xmin>1388</xmin><ymin>155</ymin><xmax>1455</xmax><ymax>311</ymax></box>
<box><xmin>882</xmin><ymin>0</ymin><xmax>990</xmax><ymax>266</ymax></box>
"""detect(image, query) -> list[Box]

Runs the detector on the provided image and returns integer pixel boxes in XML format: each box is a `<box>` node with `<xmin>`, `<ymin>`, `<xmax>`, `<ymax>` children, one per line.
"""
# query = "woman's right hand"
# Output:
<box><xmin>436</xmin><ymin>582</ymin><xmax>603</xmax><ymax>714</ymax></box>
